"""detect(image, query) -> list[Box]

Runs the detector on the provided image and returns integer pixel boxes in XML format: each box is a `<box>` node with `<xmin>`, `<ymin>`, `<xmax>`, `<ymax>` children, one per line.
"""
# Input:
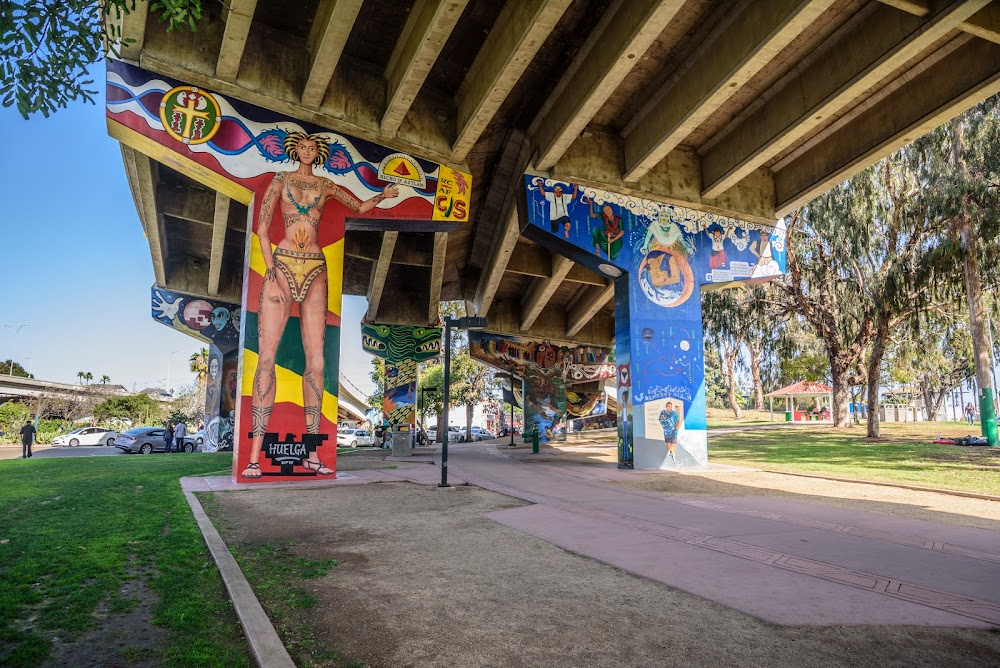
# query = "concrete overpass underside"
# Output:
<box><xmin>113</xmin><ymin>0</ymin><xmax>1000</xmax><ymax>348</ymax></box>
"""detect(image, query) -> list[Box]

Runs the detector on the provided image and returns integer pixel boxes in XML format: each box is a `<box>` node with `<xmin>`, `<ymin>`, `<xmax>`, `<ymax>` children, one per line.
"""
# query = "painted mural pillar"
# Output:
<box><xmin>108</xmin><ymin>60</ymin><xmax>470</xmax><ymax>482</ymax></box>
<box><xmin>150</xmin><ymin>288</ymin><xmax>241</xmax><ymax>452</ymax></box>
<box><xmin>361</xmin><ymin>324</ymin><xmax>442</xmax><ymax>427</ymax></box>
<box><xmin>469</xmin><ymin>333</ymin><xmax>615</xmax><ymax>443</ymax></box>
<box><xmin>522</xmin><ymin>177</ymin><xmax>786</xmax><ymax>469</ymax></box>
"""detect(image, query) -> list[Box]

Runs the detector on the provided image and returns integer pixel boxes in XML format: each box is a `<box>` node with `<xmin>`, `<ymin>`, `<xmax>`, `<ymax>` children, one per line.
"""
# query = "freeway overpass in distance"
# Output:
<box><xmin>0</xmin><ymin>376</ymin><xmax>128</xmax><ymax>404</ymax></box>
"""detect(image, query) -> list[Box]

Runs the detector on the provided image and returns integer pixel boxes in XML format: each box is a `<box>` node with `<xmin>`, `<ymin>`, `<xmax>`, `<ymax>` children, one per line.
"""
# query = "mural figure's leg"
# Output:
<box><xmin>299</xmin><ymin>269</ymin><xmax>332</xmax><ymax>474</ymax></box>
<box><xmin>245</xmin><ymin>270</ymin><xmax>292</xmax><ymax>478</ymax></box>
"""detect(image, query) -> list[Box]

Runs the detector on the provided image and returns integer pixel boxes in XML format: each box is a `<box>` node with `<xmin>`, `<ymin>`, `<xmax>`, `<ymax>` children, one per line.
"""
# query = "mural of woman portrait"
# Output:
<box><xmin>241</xmin><ymin>132</ymin><xmax>398</xmax><ymax>478</ymax></box>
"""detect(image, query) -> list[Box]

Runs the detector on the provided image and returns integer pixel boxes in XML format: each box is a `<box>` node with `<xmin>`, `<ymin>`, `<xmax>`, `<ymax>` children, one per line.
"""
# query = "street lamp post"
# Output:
<box><xmin>166</xmin><ymin>350</ymin><xmax>182</xmax><ymax>394</ymax></box>
<box><xmin>5</xmin><ymin>323</ymin><xmax>30</xmax><ymax>376</ymax></box>
<box><xmin>440</xmin><ymin>315</ymin><xmax>487</xmax><ymax>488</ymax></box>
<box><xmin>509</xmin><ymin>371</ymin><xmax>516</xmax><ymax>447</ymax></box>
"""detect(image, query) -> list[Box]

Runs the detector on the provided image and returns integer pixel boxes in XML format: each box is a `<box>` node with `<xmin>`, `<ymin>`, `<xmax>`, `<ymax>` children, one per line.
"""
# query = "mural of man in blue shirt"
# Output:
<box><xmin>658</xmin><ymin>401</ymin><xmax>679</xmax><ymax>463</ymax></box>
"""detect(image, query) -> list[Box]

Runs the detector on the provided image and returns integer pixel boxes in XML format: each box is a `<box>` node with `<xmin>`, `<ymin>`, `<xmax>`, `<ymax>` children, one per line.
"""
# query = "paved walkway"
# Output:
<box><xmin>187</xmin><ymin>442</ymin><xmax>1000</xmax><ymax>629</ymax></box>
<box><xmin>446</xmin><ymin>443</ymin><xmax>1000</xmax><ymax>628</ymax></box>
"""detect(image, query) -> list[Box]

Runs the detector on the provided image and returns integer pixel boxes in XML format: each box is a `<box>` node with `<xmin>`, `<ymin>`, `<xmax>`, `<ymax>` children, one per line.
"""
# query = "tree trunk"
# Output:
<box><xmin>830</xmin><ymin>358</ymin><xmax>853</xmax><ymax>427</ymax></box>
<box><xmin>466</xmin><ymin>404</ymin><xmax>474</xmax><ymax>442</ymax></box>
<box><xmin>722</xmin><ymin>344</ymin><xmax>743</xmax><ymax>419</ymax></box>
<box><xmin>865</xmin><ymin>318</ymin><xmax>889</xmax><ymax>438</ymax></box>
<box><xmin>749</xmin><ymin>344</ymin><xmax>764</xmax><ymax>411</ymax></box>
<box><xmin>436</xmin><ymin>411</ymin><xmax>445</xmax><ymax>444</ymax></box>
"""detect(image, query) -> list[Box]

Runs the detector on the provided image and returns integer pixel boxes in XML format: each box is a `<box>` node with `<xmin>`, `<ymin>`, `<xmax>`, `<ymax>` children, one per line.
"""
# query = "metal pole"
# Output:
<box><xmin>440</xmin><ymin>318</ymin><xmax>452</xmax><ymax>487</ymax></box>
<box><xmin>509</xmin><ymin>372</ymin><xmax>515</xmax><ymax>446</ymax></box>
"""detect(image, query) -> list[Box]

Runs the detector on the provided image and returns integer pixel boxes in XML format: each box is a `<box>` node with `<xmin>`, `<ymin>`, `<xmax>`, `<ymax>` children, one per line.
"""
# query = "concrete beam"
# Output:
<box><xmin>157</xmin><ymin>184</ymin><xmax>215</xmax><ymax>225</ymax></box>
<box><xmin>365</xmin><ymin>231</ymin><xmax>399</xmax><ymax>320</ymax></box>
<box><xmin>122</xmin><ymin>146</ymin><xmax>167</xmax><ymax>286</ymax></box>
<box><xmin>140</xmin><ymin>19</ymin><xmax>456</xmax><ymax>163</ymax></box>
<box><xmin>532</xmin><ymin>0</ymin><xmax>686</xmax><ymax>171</ymax></box>
<box><xmin>701</xmin><ymin>0</ymin><xmax>991</xmax><ymax>199</ymax></box>
<box><xmin>623</xmin><ymin>0</ymin><xmax>835</xmax><ymax>181</ymax></box>
<box><xmin>486</xmin><ymin>300</ymin><xmax>614</xmax><ymax>346</ymax></box>
<box><xmin>879</xmin><ymin>0</ymin><xmax>1000</xmax><ymax>43</ymax></box>
<box><xmin>521</xmin><ymin>254</ymin><xmax>573</xmax><ymax>330</ymax></box>
<box><xmin>382</xmin><ymin>0</ymin><xmax>469</xmax><ymax>135</ymax></box>
<box><xmin>473</xmin><ymin>133</ymin><xmax>533</xmax><ymax>316</ymax></box>
<box><xmin>216</xmin><ymin>0</ymin><xmax>258</xmax><ymax>81</ymax></box>
<box><xmin>118</xmin><ymin>1</ymin><xmax>149</xmax><ymax>61</ymax></box>
<box><xmin>428</xmin><ymin>232</ymin><xmax>448</xmax><ymax>324</ymax></box>
<box><xmin>566</xmin><ymin>281</ymin><xmax>614</xmax><ymax>338</ymax></box>
<box><xmin>505</xmin><ymin>242</ymin><xmax>618</xmax><ymax>286</ymax></box>
<box><xmin>554</xmin><ymin>128</ymin><xmax>776</xmax><ymax>224</ymax></box>
<box><xmin>208</xmin><ymin>192</ymin><xmax>230</xmax><ymax>296</ymax></box>
<box><xmin>775</xmin><ymin>36</ymin><xmax>1000</xmax><ymax>215</ymax></box>
<box><xmin>451</xmin><ymin>0</ymin><xmax>572</xmax><ymax>162</ymax></box>
<box><xmin>301</xmin><ymin>0</ymin><xmax>365</xmax><ymax>108</ymax></box>
<box><xmin>965</xmin><ymin>3</ymin><xmax>1000</xmax><ymax>43</ymax></box>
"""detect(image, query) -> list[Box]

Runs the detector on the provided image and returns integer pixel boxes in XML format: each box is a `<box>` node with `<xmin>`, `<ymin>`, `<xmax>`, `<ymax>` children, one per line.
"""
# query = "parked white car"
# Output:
<box><xmin>52</xmin><ymin>427</ymin><xmax>119</xmax><ymax>447</ymax></box>
<box><xmin>427</xmin><ymin>426</ymin><xmax>464</xmax><ymax>443</ymax></box>
<box><xmin>336</xmin><ymin>428</ymin><xmax>377</xmax><ymax>447</ymax></box>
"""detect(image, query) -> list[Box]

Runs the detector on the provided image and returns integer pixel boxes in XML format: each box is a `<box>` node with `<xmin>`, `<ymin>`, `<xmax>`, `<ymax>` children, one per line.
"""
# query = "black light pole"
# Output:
<box><xmin>440</xmin><ymin>315</ymin><xmax>487</xmax><ymax>488</ymax></box>
<box><xmin>509</xmin><ymin>371</ymin><xmax>516</xmax><ymax>447</ymax></box>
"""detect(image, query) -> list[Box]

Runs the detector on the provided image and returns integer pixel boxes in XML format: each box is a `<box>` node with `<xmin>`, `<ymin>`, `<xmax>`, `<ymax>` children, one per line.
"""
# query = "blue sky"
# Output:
<box><xmin>0</xmin><ymin>67</ymin><xmax>377</xmax><ymax>397</ymax></box>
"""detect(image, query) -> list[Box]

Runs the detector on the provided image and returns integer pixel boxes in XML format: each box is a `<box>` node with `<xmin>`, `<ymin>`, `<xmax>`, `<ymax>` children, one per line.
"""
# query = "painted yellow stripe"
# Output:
<box><xmin>241</xmin><ymin>349</ymin><xmax>339</xmax><ymax>424</ymax></box>
<box><xmin>107</xmin><ymin>119</ymin><xmax>254</xmax><ymax>204</ymax></box>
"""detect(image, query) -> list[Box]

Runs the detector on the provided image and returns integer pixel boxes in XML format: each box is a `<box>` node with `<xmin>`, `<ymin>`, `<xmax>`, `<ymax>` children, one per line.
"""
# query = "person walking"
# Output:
<box><xmin>164</xmin><ymin>422</ymin><xmax>174</xmax><ymax>453</ymax></box>
<box><xmin>174</xmin><ymin>420</ymin><xmax>187</xmax><ymax>451</ymax></box>
<box><xmin>965</xmin><ymin>402</ymin><xmax>976</xmax><ymax>425</ymax></box>
<box><xmin>20</xmin><ymin>420</ymin><xmax>36</xmax><ymax>459</ymax></box>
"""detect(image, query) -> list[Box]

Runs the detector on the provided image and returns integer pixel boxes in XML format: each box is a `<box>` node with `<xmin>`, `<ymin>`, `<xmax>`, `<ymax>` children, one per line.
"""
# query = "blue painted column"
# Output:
<box><xmin>521</xmin><ymin>176</ymin><xmax>786</xmax><ymax>469</ymax></box>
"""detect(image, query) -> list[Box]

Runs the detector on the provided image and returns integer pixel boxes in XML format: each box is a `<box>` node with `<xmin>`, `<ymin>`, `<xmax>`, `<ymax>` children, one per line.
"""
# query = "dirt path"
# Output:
<box><xmin>207</xmin><ymin>481</ymin><xmax>1000</xmax><ymax>668</ymax></box>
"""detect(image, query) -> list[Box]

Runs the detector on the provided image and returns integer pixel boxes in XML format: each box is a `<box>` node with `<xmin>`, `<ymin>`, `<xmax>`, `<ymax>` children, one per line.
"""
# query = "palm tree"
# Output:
<box><xmin>189</xmin><ymin>348</ymin><xmax>209</xmax><ymax>386</ymax></box>
<box><xmin>77</xmin><ymin>371</ymin><xmax>85</xmax><ymax>385</ymax></box>
<box><xmin>100</xmin><ymin>375</ymin><xmax>110</xmax><ymax>385</ymax></box>
<box><xmin>83</xmin><ymin>372</ymin><xmax>93</xmax><ymax>385</ymax></box>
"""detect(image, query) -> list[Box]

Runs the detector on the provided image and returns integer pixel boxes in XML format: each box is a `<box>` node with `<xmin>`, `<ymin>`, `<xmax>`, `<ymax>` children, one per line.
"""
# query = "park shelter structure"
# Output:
<box><xmin>106</xmin><ymin>0</ymin><xmax>1000</xmax><ymax>474</ymax></box>
<box><xmin>766</xmin><ymin>381</ymin><xmax>835</xmax><ymax>422</ymax></box>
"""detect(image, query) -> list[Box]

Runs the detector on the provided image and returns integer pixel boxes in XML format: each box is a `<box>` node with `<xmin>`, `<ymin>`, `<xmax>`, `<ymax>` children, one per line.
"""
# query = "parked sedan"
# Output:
<box><xmin>52</xmin><ymin>427</ymin><xmax>119</xmax><ymax>447</ymax></box>
<box><xmin>469</xmin><ymin>427</ymin><xmax>495</xmax><ymax>441</ymax></box>
<box><xmin>336</xmin><ymin>428</ymin><xmax>377</xmax><ymax>447</ymax></box>
<box><xmin>115</xmin><ymin>427</ymin><xmax>197</xmax><ymax>454</ymax></box>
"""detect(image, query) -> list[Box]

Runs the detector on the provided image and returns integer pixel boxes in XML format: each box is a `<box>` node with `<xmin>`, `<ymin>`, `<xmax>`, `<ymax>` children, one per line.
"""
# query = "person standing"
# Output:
<box><xmin>164</xmin><ymin>422</ymin><xmax>174</xmax><ymax>453</ymax></box>
<box><xmin>658</xmin><ymin>400</ymin><xmax>680</xmax><ymax>464</ymax></box>
<box><xmin>965</xmin><ymin>402</ymin><xmax>976</xmax><ymax>425</ymax></box>
<box><xmin>20</xmin><ymin>420</ymin><xmax>36</xmax><ymax>459</ymax></box>
<box><xmin>174</xmin><ymin>420</ymin><xmax>187</xmax><ymax>451</ymax></box>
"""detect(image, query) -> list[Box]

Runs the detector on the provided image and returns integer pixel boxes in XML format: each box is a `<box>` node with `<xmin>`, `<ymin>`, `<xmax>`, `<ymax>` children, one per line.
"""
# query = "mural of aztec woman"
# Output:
<box><xmin>105</xmin><ymin>60</ymin><xmax>470</xmax><ymax>482</ymax></box>
<box><xmin>243</xmin><ymin>134</ymin><xmax>399</xmax><ymax>478</ymax></box>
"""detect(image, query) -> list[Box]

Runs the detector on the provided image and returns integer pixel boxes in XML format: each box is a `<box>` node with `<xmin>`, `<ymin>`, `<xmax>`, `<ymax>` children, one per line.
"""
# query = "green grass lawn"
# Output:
<box><xmin>0</xmin><ymin>453</ymin><xmax>251</xmax><ymax>667</ymax></box>
<box><xmin>709</xmin><ymin>422</ymin><xmax>1000</xmax><ymax>495</ymax></box>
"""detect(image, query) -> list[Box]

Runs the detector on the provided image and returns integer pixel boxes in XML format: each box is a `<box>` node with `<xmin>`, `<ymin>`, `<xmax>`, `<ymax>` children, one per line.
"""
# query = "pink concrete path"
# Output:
<box><xmin>444</xmin><ymin>443</ymin><xmax>1000</xmax><ymax>628</ymax></box>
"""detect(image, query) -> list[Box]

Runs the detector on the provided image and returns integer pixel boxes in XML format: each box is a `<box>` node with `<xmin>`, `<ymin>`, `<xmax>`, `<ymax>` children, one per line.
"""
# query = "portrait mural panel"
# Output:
<box><xmin>109</xmin><ymin>61</ymin><xmax>471</xmax><ymax>482</ymax></box>
<box><xmin>523</xmin><ymin>177</ymin><xmax>786</xmax><ymax>469</ymax></box>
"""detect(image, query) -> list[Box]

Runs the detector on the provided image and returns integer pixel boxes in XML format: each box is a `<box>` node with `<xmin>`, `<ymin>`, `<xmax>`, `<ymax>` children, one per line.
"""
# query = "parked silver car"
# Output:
<box><xmin>115</xmin><ymin>427</ymin><xmax>197</xmax><ymax>454</ymax></box>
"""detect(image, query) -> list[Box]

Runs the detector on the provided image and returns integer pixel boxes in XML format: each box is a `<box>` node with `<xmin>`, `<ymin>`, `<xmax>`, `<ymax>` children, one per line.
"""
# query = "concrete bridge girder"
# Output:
<box><xmin>111</xmin><ymin>0</ymin><xmax>1000</xmax><ymax>346</ymax></box>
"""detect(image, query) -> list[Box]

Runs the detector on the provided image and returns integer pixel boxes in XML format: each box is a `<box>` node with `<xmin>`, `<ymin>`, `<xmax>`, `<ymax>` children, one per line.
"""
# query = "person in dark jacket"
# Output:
<box><xmin>20</xmin><ymin>420</ymin><xmax>36</xmax><ymax>459</ymax></box>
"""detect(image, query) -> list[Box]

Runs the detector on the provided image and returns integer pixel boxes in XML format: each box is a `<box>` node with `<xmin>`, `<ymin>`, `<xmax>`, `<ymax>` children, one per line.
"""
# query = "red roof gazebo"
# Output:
<box><xmin>765</xmin><ymin>381</ymin><xmax>834</xmax><ymax>422</ymax></box>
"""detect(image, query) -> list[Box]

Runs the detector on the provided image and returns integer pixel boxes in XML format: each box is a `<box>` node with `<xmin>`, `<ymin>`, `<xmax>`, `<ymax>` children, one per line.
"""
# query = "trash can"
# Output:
<box><xmin>784</xmin><ymin>411</ymin><xmax>792</xmax><ymax>422</ymax></box>
<box><xmin>391</xmin><ymin>424</ymin><xmax>412</xmax><ymax>457</ymax></box>
<box><xmin>531</xmin><ymin>429</ymin><xmax>540</xmax><ymax>454</ymax></box>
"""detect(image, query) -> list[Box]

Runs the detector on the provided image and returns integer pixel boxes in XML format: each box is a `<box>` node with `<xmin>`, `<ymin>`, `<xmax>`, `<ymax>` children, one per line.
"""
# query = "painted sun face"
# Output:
<box><xmin>296</xmin><ymin>139</ymin><xmax>318</xmax><ymax>164</ymax></box>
